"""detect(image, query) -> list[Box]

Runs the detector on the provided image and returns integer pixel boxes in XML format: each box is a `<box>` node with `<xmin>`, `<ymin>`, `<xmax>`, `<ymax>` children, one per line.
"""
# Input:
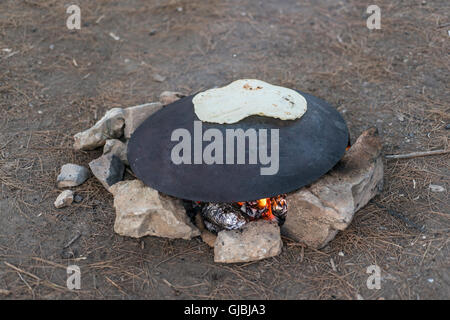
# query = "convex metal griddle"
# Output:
<box><xmin>128</xmin><ymin>90</ymin><xmax>349</xmax><ymax>202</ymax></box>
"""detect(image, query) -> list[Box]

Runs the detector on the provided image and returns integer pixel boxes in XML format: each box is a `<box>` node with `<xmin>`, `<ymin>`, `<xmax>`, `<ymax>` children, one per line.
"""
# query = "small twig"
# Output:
<box><xmin>105</xmin><ymin>276</ymin><xmax>127</xmax><ymax>295</ymax></box>
<box><xmin>0</xmin><ymin>51</ymin><xmax>19</xmax><ymax>60</ymax></box>
<box><xmin>4</xmin><ymin>262</ymin><xmax>40</xmax><ymax>281</ymax></box>
<box><xmin>17</xmin><ymin>272</ymin><xmax>34</xmax><ymax>298</ymax></box>
<box><xmin>385</xmin><ymin>149</ymin><xmax>449</xmax><ymax>160</ymax></box>
<box><xmin>162</xmin><ymin>278</ymin><xmax>206</xmax><ymax>290</ymax></box>
<box><xmin>125</xmin><ymin>168</ymin><xmax>137</xmax><ymax>178</ymax></box>
<box><xmin>64</xmin><ymin>231</ymin><xmax>81</xmax><ymax>249</ymax></box>
<box><xmin>371</xmin><ymin>200</ymin><xmax>426</xmax><ymax>232</ymax></box>
<box><xmin>32</xmin><ymin>257</ymin><xmax>67</xmax><ymax>269</ymax></box>
<box><xmin>4</xmin><ymin>262</ymin><xmax>67</xmax><ymax>291</ymax></box>
<box><xmin>0</xmin><ymin>138</ymin><xmax>13</xmax><ymax>150</ymax></box>
<box><xmin>95</xmin><ymin>15</ymin><xmax>105</xmax><ymax>24</ymax></box>
<box><xmin>155</xmin><ymin>246</ymin><xmax>199</xmax><ymax>268</ymax></box>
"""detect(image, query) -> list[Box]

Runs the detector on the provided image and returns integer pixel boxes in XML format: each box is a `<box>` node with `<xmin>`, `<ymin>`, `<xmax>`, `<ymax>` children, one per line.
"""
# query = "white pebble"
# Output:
<box><xmin>109</xmin><ymin>32</ymin><xmax>120</xmax><ymax>41</ymax></box>
<box><xmin>54</xmin><ymin>190</ymin><xmax>74</xmax><ymax>208</ymax></box>
<box><xmin>429</xmin><ymin>184</ymin><xmax>446</xmax><ymax>193</ymax></box>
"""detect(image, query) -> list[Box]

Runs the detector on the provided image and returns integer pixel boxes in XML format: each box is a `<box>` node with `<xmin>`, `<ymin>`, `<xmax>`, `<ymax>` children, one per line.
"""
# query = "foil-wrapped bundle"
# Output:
<box><xmin>202</xmin><ymin>220</ymin><xmax>223</xmax><ymax>234</ymax></box>
<box><xmin>201</xmin><ymin>203</ymin><xmax>248</xmax><ymax>233</ymax></box>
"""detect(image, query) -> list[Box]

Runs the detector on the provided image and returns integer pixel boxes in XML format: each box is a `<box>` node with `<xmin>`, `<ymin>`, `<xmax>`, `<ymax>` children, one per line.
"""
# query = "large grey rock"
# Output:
<box><xmin>109</xmin><ymin>180</ymin><xmax>200</xmax><ymax>239</ymax></box>
<box><xmin>214</xmin><ymin>220</ymin><xmax>282</xmax><ymax>263</ymax></box>
<box><xmin>103</xmin><ymin>139</ymin><xmax>128</xmax><ymax>165</ymax></box>
<box><xmin>89</xmin><ymin>154</ymin><xmax>125</xmax><ymax>190</ymax></box>
<box><xmin>159</xmin><ymin>91</ymin><xmax>185</xmax><ymax>105</ymax></box>
<box><xmin>57</xmin><ymin>163</ymin><xmax>90</xmax><ymax>188</ymax></box>
<box><xmin>283</xmin><ymin>128</ymin><xmax>384</xmax><ymax>249</ymax></box>
<box><xmin>54</xmin><ymin>190</ymin><xmax>74</xmax><ymax>208</ymax></box>
<box><xmin>123</xmin><ymin>102</ymin><xmax>163</xmax><ymax>138</ymax></box>
<box><xmin>74</xmin><ymin>108</ymin><xmax>125</xmax><ymax>151</ymax></box>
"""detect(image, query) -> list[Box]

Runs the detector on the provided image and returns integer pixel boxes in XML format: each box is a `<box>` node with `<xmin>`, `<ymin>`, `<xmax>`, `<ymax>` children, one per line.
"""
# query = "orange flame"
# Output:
<box><xmin>257</xmin><ymin>198</ymin><xmax>276</xmax><ymax>221</ymax></box>
<box><xmin>346</xmin><ymin>137</ymin><xmax>351</xmax><ymax>151</ymax></box>
<box><xmin>257</xmin><ymin>198</ymin><xmax>267</xmax><ymax>208</ymax></box>
<box><xmin>237</xmin><ymin>198</ymin><xmax>276</xmax><ymax>221</ymax></box>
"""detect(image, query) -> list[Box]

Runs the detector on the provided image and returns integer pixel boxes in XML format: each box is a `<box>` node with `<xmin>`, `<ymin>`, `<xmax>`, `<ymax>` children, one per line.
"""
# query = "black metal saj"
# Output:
<box><xmin>127</xmin><ymin>90</ymin><xmax>349</xmax><ymax>203</ymax></box>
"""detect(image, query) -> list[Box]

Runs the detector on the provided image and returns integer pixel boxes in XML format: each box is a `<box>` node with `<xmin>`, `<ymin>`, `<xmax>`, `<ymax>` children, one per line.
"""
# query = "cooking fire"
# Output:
<box><xmin>67</xmin><ymin>78</ymin><xmax>384</xmax><ymax>263</ymax></box>
<box><xmin>192</xmin><ymin>195</ymin><xmax>288</xmax><ymax>234</ymax></box>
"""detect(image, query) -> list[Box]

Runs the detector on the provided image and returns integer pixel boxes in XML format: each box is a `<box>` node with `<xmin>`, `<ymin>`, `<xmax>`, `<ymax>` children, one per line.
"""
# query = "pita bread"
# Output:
<box><xmin>193</xmin><ymin>79</ymin><xmax>307</xmax><ymax>124</ymax></box>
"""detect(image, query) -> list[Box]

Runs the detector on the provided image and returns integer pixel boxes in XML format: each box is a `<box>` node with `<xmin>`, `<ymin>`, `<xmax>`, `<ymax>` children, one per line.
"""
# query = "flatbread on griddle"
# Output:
<box><xmin>193</xmin><ymin>79</ymin><xmax>307</xmax><ymax>124</ymax></box>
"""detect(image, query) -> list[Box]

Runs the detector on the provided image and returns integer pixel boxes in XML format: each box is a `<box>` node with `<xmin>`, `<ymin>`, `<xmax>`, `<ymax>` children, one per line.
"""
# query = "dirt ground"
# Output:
<box><xmin>0</xmin><ymin>0</ymin><xmax>449</xmax><ymax>300</ymax></box>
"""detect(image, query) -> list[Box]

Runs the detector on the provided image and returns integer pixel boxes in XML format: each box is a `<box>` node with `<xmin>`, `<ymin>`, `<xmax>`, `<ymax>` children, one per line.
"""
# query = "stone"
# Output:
<box><xmin>54</xmin><ymin>190</ymin><xmax>74</xmax><ymax>208</ymax></box>
<box><xmin>283</xmin><ymin>127</ymin><xmax>384</xmax><ymax>249</ymax></box>
<box><xmin>109</xmin><ymin>180</ymin><xmax>200</xmax><ymax>239</ymax></box>
<box><xmin>214</xmin><ymin>220</ymin><xmax>282</xmax><ymax>263</ymax></box>
<box><xmin>195</xmin><ymin>213</ymin><xmax>217</xmax><ymax>247</ymax></box>
<box><xmin>152</xmin><ymin>73</ymin><xmax>166</xmax><ymax>83</ymax></box>
<box><xmin>123</xmin><ymin>102</ymin><xmax>163</xmax><ymax>138</ymax></box>
<box><xmin>57</xmin><ymin>164</ymin><xmax>90</xmax><ymax>188</ymax></box>
<box><xmin>61</xmin><ymin>248</ymin><xmax>77</xmax><ymax>259</ymax></box>
<box><xmin>73</xmin><ymin>108</ymin><xmax>125</xmax><ymax>150</ymax></box>
<box><xmin>159</xmin><ymin>91</ymin><xmax>186</xmax><ymax>105</ymax></box>
<box><xmin>429</xmin><ymin>184</ymin><xmax>446</xmax><ymax>193</ymax></box>
<box><xmin>73</xmin><ymin>194</ymin><xmax>84</xmax><ymax>203</ymax></box>
<box><xmin>201</xmin><ymin>230</ymin><xmax>217</xmax><ymax>248</ymax></box>
<box><xmin>0</xmin><ymin>289</ymin><xmax>11</xmax><ymax>296</ymax></box>
<box><xmin>89</xmin><ymin>154</ymin><xmax>125</xmax><ymax>190</ymax></box>
<box><xmin>396</xmin><ymin>113</ymin><xmax>405</xmax><ymax>122</ymax></box>
<box><xmin>103</xmin><ymin>139</ymin><xmax>128</xmax><ymax>165</ymax></box>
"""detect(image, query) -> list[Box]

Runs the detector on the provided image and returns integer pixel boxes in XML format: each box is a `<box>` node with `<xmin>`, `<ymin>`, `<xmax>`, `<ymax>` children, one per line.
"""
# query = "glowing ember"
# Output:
<box><xmin>257</xmin><ymin>198</ymin><xmax>275</xmax><ymax>221</ymax></box>
<box><xmin>238</xmin><ymin>195</ymin><xmax>287</xmax><ymax>224</ymax></box>
<box><xmin>257</xmin><ymin>198</ymin><xmax>268</xmax><ymax>208</ymax></box>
